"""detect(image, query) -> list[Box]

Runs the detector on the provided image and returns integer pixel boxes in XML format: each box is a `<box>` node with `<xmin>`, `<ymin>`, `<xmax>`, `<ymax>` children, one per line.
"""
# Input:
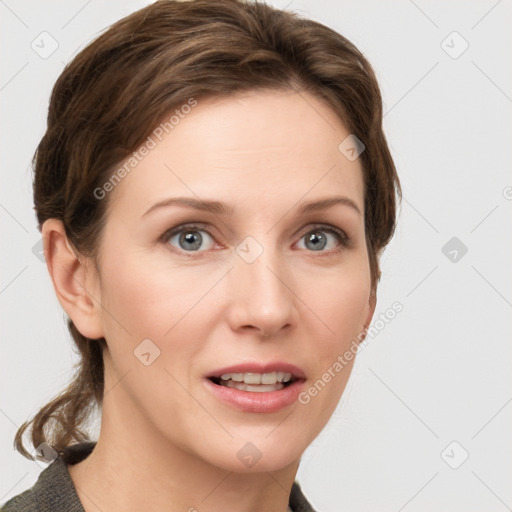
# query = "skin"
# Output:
<box><xmin>43</xmin><ymin>89</ymin><xmax>376</xmax><ymax>512</ymax></box>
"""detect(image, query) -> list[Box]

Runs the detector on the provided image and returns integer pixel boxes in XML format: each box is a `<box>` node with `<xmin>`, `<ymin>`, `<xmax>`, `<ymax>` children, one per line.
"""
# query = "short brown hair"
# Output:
<box><xmin>15</xmin><ymin>0</ymin><xmax>401</xmax><ymax>460</ymax></box>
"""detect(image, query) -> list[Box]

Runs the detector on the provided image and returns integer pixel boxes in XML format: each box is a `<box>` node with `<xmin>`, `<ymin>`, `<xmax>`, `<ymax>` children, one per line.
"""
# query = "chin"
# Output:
<box><xmin>203</xmin><ymin>437</ymin><xmax>306</xmax><ymax>474</ymax></box>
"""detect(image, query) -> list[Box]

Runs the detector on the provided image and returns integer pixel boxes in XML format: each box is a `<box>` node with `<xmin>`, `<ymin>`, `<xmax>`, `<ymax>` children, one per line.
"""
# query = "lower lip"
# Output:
<box><xmin>204</xmin><ymin>378</ymin><xmax>306</xmax><ymax>413</ymax></box>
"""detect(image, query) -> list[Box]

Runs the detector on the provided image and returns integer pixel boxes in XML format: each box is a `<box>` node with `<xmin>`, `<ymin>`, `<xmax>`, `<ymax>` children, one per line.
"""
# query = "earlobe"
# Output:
<box><xmin>367</xmin><ymin>289</ymin><xmax>377</xmax><ymax>324</ymax></box>
<box><xmin>360</xmin><ymin>289</ymin><xmax>377</xmax><ymax>343</ymax></box>
<box><xmin>42</xmin><ymin>219</ymin><xmax>104</xmax><ymax>340</ymax></box>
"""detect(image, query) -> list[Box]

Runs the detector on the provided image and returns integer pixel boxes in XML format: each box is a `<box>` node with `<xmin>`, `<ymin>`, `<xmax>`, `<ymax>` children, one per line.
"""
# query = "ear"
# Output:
<box><xmin>41</xmin><ymin>219</ymin><xmax>104</xmax><ymax>340</ymax></box>
<box><xmin>360</xmin><ymin>288</ymin><xmax>377</xmax><ymax>343</ymax></box>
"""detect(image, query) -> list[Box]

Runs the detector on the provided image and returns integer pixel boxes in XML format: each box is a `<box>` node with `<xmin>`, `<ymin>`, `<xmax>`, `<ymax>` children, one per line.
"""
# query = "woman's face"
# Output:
<box><xmin>89</xmin><ymin>89</ymin><xmax>375</xmax><ymax>472</ymax></box>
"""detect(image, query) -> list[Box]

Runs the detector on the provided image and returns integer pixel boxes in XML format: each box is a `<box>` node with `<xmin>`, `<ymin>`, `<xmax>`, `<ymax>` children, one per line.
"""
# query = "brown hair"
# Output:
<box><xmin>14</xmin><ymin>0</ymin><xmax>401</xmax><ymax>460</ymax></box>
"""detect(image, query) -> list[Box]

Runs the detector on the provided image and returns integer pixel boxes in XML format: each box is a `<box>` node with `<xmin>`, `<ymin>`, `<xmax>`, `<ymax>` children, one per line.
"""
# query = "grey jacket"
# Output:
<box><xmin>1</xmin><ymin>442</ymin><xmax>317</xmax><ymax>512</ymax></box>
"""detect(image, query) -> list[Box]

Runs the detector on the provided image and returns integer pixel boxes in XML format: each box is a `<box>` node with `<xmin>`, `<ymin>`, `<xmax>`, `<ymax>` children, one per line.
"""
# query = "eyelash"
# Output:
<box><xmin>160</xmin><ymin>222</ymin><xmax>351</xmax><ymax>255</ymax></box>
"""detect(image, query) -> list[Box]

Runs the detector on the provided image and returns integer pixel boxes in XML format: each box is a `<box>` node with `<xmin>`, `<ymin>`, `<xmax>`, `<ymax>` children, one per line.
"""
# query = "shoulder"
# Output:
<box><xmin>1</xmin><ymin>442</ymin><xmax>96</xmax><ymax>512</ymax></box>
<box><xmin>1</xmin><ymin>458</ymin><xmax>78</xmax><ymax>512</ymax></box>
<box><xmin>290</xmin><ymin>480</ymin><xmax>319</xmax><ymax>512</ymax></box>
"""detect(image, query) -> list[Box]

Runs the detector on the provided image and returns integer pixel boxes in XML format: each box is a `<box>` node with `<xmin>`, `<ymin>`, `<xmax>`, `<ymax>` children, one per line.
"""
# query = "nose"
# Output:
<box><xmin>226</xmin><ymin>243</ymin><xmax>297</xmax><ymax>339</ymax></box>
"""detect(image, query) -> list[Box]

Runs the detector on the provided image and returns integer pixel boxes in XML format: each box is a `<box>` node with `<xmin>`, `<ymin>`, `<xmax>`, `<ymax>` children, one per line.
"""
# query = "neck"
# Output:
<box><xmin>68</xmin><ymin>380</ymin><xmax>300</xmax><ymax>512</ymax></box>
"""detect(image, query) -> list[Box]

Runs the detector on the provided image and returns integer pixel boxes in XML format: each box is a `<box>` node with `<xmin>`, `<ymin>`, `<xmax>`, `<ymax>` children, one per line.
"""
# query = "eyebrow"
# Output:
<box><xmin>142</xmin><ymin>195</ymin><xmax>362</xmax><ymax>217</ymax></box>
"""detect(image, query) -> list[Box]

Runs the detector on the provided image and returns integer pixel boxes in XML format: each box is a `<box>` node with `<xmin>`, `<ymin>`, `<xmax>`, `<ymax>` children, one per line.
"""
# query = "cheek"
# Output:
<box><xmin>99</xmin><ymin>249</ymin><xmax>199</xmax><ymax>334</ymax></box>
<box><xmin>325</xmin><ymin>280</ymin><xmax>370</xmax><ymax>340</ymax></box>
<box><xmin>300</xmin><ymin>272</ymin><xmax>370</xmax><ymax>402</ymax></box>
<box><xmin>97</xmin><ymin>255</ymin><xmax>211</xmax><ymax>422</ymax></box>
<box><xmin>298</xmin><ymin>255</ymin><xmax>371</xmax><ymax>412</ymax></box>
<box><xmin>98</xmin><ymin>249</ymin><xmax>224</xmax><ymax>380</ymax></box>
<box><xmin>307</xmin><ymin>259</ymin><xmax>371</xmax><ymax>340</ymax></box>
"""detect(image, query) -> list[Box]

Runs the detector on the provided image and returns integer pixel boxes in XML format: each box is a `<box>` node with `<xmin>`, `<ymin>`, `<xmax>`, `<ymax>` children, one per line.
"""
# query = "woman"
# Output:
<box><xmin>2</xmin><ymin>0</ymin><xmax>401</xmax><ymax>510</ymax></box>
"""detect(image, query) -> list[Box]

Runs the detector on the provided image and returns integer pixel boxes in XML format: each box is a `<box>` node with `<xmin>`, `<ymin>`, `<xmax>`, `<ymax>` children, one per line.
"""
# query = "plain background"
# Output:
<box><xmin>1</xmin><ymin>1</ymin><xmax>511</xmax><ymax>510</ymax></box>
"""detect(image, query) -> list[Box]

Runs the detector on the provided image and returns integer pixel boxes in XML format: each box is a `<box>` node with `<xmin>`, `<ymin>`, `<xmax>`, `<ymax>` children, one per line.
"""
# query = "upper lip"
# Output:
<box><xmin>207</xmin><ymin>362</ymin><xmax>306</xmax><ymax>380</ymax></box>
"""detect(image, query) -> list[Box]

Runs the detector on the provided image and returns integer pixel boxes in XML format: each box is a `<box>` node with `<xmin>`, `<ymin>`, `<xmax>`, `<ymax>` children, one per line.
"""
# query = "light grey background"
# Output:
<box><xmin>1</xmin><ymin>1</ymin><xmax>511</xmax><ymax>510</ymax></box>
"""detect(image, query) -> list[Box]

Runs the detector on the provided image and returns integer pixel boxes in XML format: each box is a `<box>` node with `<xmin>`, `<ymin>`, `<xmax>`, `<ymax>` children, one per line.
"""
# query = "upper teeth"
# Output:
<box><xmin>220</xmin><ymin>372</ymin><xmax>292</xmax><ymax>385</ymax></box>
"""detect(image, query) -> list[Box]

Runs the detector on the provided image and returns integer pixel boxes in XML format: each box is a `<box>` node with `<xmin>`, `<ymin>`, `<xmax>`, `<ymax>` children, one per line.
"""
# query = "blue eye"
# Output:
<box><xmin>164</xmin><ymin>224</ymin><xmax>215</xmax><ymax>252</ymax></box>
<box><xmin>161</xmin><ymin>223</ymin><xmax>349</xmax><ymax>254</ymax></box>
<box><xmin>296</xmin><ymin>225</ymin><xmax>348</xmax><ymax>252</ymax></box>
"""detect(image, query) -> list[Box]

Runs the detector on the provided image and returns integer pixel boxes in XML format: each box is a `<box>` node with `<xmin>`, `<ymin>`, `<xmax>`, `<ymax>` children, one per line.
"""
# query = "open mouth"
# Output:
<box><xmin>204</xmin><ymin>368</ymin><xmax>306</xmax><ymax>412</ymax></box>
<box><xmin>207</xmin><ymin>375</ymin><xmax>297</xmax><ymax>393</ymax></box>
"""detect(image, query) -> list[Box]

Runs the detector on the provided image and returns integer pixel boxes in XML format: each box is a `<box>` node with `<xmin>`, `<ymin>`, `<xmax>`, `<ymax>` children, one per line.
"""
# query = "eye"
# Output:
<box><xmin>161</xmin><ymin>222</ymin><xmax>350</xmax><ymax>254</ymax></box>
<box><xmin>163</xmin><ymin>224</ymin><xmax>216</xmax><ymax>252</ymax></box>
<box><xmin>295</xmin><ymin>224</ymin><xmax>349</xmax><ymax>252</ymax></box>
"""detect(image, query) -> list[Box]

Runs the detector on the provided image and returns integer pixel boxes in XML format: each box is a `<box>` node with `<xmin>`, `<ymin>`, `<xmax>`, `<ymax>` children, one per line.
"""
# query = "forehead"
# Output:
<box><xmin>105</xmin><ymin>89</ymin><xmax>365</xmax><ymax>218</ymax></box>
